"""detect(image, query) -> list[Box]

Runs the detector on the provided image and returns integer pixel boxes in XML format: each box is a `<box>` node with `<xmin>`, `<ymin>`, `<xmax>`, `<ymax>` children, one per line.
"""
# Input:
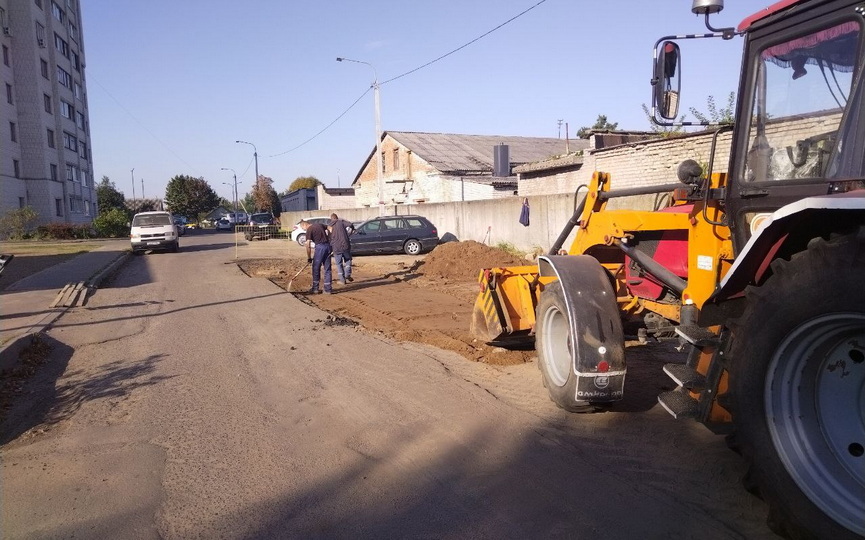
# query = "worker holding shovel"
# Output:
<box><xmin>299</xmin><ymin>220</ymin><xmax>333</xmax><ymax>294</ymax></box>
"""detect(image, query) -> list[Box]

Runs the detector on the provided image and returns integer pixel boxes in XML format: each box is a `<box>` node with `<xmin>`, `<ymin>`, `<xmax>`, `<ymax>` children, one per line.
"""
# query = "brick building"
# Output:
<box><xmin>0</xmin><ymin>0</ymin><xmax>95</xmax><ymax>225</ymax></box>
<box><xmin>351</xmin><ymin>131</ymin><xmax>588</xmax><ymax>207</ymax></box>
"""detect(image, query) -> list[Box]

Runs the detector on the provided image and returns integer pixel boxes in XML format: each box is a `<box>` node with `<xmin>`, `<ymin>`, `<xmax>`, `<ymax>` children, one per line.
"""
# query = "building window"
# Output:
<box><xmin>393</xmin><ymin>149</ymin><xmax>399</xmax><ymax>171</ymax></box>
<box><xmin>74</xmin><ymin>81</ymin><xmax>82</xmax><ymax>99</ymax></box>
<box><xmin>13</xmin><ymin>159</ymin><xmax>20</xmax><ymax>178</ymax></box>
<box><xmin>70</xmin><ymin>196</ymin><xmax>83</xmax><ymax>213</ymax></box>
<box><xmin>381</xmin><ymin>152</ymin><xmax>386</xmax><ymax>173</ymax></box>
<box><xmin>65</xmin><ymin>163</ymin><xmax>79</xmax><ymax>182</ymax></box>
<box><xmin>51</xmin><ymin>2</ymin><xmax>65</xmax><ymax>23</ymax></box>
<box><xmin>54</xmin><ymin>33</ymin><xmax>69</xmax><ymax>59</ymax></box>
<box><xmin>60</xmin><ymin>100</ymin><xmax>73</xmax><ymax>118</ymax></box>
<box><xmin>2</xmin><ymin>45</ymin><xmax>9</xmax><ymax>67</ymax></box>
<box><xmin>41</xmin><ymin>59</ymin><xmax>49</xmax><ymax>78</ymax></box>
<box><xmin>71</xmin><ymin>51</ymin><xmax>80</xmax><ymax>71</ymax></box>
<box><xmin>5</xmin><ymin>83</ymin><xmax>11</xmax><ymax>104</ymax></box>
<box><xmin>44</xmin><ymin>93</ymin><xmax>52</xmax><ymax>113</ymax></box>
<box><xmin>9</xmin><ymin>122</ymin><xmax>16</xmax><ymax>142</ymax></box>
<box><xmin>55</xmin><ymin>198</ymin><xmax>63</xmax><ymax>217</ymax></box>
<box><xmin>50</xmin><ymin>163</ymin><xmax>58</xmax><ymax>180</ymax></box>
<box><xmin>47</xmin><ymin>128</ymin><xmax>55</xmax><ymax>147</ymax></box>
<box><xmin>69</xmin><ymin>22</ymin><xmax>78</xmax><ymax>41</ymax></box>
<box><xmin>79</xmin><ymin>141</ymin><xmax>87</xmax><ymax>160</ymax></box>
<box><xmin>63</xmin><ymin>132</ymin><xmax>77</xmax><ymax>151</ymax></box>
<box><xmin>76</xmin><ymin>110</ymin><xmax>85</xmax><ymax>130</ymax></box>
<box><xmin>57</xmin><ymin>66</ymin><xmax>72</xmax><ymax>89</ymax></box>
<box><xmin>35</xmin><ymin>22</ymin><xmax>46</xmax><ymax>47</ymax></box>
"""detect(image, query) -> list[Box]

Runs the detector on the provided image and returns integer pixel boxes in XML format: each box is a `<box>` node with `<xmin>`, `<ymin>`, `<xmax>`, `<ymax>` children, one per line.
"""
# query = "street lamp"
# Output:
<box><xmin>336</xmin><ymin>56</ymin><xmax>384</xmax><ymax>215</ymax></box>
<box><xmin>130</xmin><ymin>167</ymin><xmax>136</xmax><ymax>206</ymax></box>
<box><xmin>235</xmin><ymin>140</ymin><xmax>259</xmax><ymax>201</ymax></box>
<box><xmin>220</xmin><ymin>167</ymin><xmax>239</xmax><ymax>214</ymax></box>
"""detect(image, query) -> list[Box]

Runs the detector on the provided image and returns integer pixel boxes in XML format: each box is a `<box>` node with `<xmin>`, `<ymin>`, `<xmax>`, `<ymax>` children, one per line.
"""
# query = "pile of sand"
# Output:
<box><xmin>419</xmin><ymin>240</ymin><xmax>528</xmax><ymax>281</ymax></box>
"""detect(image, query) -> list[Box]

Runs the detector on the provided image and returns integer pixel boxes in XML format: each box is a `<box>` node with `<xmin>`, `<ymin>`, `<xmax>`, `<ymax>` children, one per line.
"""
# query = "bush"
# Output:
<box><xmin>93</xmin><ymin>207</ymin><xmax>131</xmax><ymax>238</ymax></box>
<box><xmin>36</xmin><ymin>222</ymin><xmax>95</xmax><ymax>240</ymax></box>
<box><xmin>0</xmin><ymin>206</ymin><xmax>39</xmax><ymax>240</ymax></box>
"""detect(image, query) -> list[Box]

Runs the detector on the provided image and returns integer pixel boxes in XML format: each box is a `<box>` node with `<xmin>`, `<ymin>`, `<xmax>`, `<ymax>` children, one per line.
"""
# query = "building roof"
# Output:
<box><xmin>352</xmin><ymin>131</ymin><xmax>589</xmax><ymax>183</ymax></box>
<box><xmin>389</xmin><ymin>131</ymin><xmax>587</xmax><ymax>174</ymax></box>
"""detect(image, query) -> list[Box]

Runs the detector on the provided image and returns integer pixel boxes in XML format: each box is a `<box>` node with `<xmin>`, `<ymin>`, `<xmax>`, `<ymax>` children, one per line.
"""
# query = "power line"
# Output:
<box><xmin>267</xmin><ymin>0</ymin><xmax>547</xmax><ymax>158</ymax></box>
<box><xmin>89</xmin><ymin>75</ymin><xmax>201</xmax><ymax>176</ymax></box>
<box><xmin>268</xmin><ymin>87</ymin><xmax>371</xmax><ymax>158</ymax></box>
<box><xmin>381</xmin><ymin>0</ymin><xmax>548</xmax><ymax>85</ymax></box>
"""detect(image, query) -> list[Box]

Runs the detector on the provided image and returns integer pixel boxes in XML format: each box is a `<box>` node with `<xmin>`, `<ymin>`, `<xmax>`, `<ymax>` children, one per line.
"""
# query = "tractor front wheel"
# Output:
<box><xmin>729</xmin><ymin>230</ymin><xmax>865</xmax><ymax>539</ymax></box>
<box><xmin>536</xmin><ymin>281</ymin><xmax>603</xmax><ymax>413</ymax></box>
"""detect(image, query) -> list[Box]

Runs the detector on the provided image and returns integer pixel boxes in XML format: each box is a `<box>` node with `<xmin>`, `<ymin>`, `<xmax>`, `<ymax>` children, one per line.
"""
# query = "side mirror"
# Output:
<box><xmin>653</xmin><ymin>41</ymin><xmax>681</xmax><ymax>120</ymax></box>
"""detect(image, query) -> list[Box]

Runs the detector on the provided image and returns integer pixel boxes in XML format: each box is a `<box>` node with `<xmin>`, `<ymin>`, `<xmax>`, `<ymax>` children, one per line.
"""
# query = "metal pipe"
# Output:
<box><xmin>598</xmin><ymin>182</ymin><xmax>683</xmax><ymax>200</ymax></box>
<box><xmin>613</xmin><ymin>238</ymin><xmax>687</xmax><ymax>294</ymax></box>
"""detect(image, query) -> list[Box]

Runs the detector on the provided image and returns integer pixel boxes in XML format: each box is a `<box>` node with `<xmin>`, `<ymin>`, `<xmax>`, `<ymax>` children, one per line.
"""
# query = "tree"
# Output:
<box><xmin>0</xmin><ymin>206</ymin><xmax>38</xmax><ymax>240</ymax></box>
<box><xmin>93</xmin><ymin>207</ymin><xmax>130</xmax><ymax>238</ymax></box>
<box><xmin>577</xmin><ymin>115</ymin><xmax>619</xmax><ymax>139</ymax></box>
<box><xmin>96</xmin><ymin>176</ymin><xmax>127</xmax><ymax>214</ymax></box>
<box><xmin>288</xmin><ymin>176</ymin><xmax>322</xmax><ymax>192</ymax></box>
<box><xmin>641</xmin><ymin>103</ymin><xmax>687</xmax><ymax>137</ymax></box>
<box><xmin>164</xmin><ymin>174</ymin><xmax>220</xmax><ymax>219</ymax></box>
<box><xmin>251</xmin><ymin>175</ymin><xmax>281</xmax><ymax>215</ymax></box>
<box><xmin>689</xmin><ymin>92</ymin><xmax>736</xmax><ymax>124</ymax></box>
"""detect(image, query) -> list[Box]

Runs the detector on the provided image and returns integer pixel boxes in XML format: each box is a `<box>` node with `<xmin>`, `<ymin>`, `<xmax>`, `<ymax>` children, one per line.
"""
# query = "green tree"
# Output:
<box><xmin>577</xmin><ymin>115</ymin><xmax>619</xmax><ymax>139</ymax></box>
<box><xmin>96</xmin><ymin>176</ymin><xmax>127</xmax><ymax>214</ymax></box>
<box><xmin>689</xmin><ymin>92</ymin><xmax>736</xmax><ymax>124</ymax></box>
<box><xmin>0</xmin><ymin>206</ymin><xmax>39</xmax><ymax>240</ymax></box>
<box><xmin>93</xmin><ymin>207</ymin><xmax>130</xmax><ymax>238</ymax></box>
<box><xmin>641</xmin><ymin>103</ymin><xmax>687</xmax><ymax>137</ymax></box>
<box><xmin>287</xmin><ymin>176</ymin><xmax>322</xmax><ymax>192</ymax></box>
<box><xmin>269</xmin><ymin>189</ymin><xmax>282</xmax><ymax>219</ymax></box>
<box><xmin>164</xmin><ymin>174</ymin><xmax>220</xmax><ymax>219</ymax></box>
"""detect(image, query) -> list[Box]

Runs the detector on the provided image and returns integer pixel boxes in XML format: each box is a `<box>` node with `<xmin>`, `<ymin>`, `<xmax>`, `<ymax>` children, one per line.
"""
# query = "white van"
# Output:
<box><xmin>130</xmin><ymin>211</ymin><xmax>180</xmax><ymax>254</ymax></box>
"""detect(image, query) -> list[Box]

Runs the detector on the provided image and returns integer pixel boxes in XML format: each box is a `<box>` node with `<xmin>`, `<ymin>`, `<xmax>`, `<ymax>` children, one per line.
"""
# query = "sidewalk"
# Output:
<box><xmin>0</xmin><ymin>240</ymin><xmax>129</xmax><ymax>368</ymax></box>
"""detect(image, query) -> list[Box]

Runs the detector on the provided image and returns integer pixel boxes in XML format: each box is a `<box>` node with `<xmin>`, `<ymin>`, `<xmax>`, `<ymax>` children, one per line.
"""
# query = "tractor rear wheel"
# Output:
<box><xmin>729</xmin><ymin>230</ymin><xmax>865</xmax><ymax>539</ymax></box>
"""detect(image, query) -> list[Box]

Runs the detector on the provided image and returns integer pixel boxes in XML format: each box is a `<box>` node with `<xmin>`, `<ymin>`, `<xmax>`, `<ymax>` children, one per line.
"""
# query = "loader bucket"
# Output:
<box><xmin>470</xmin><ymin>265</ymin><xmax>545</xmax><ymax>344</ymax></box>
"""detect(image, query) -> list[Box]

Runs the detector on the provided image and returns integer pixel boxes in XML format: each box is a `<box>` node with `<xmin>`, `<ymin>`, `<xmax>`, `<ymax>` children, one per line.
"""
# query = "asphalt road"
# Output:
<box><xmin>1</xmin><ymin>230</ymin><xmax>775</xmax><ymax>539</ymax></box>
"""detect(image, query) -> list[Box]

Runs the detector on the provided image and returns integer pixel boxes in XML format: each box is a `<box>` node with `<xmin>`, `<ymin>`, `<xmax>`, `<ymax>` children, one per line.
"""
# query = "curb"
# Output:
<box><xmin>0</xmin><ymin>251</ymin><xmax>130</xmax><ymax>372</ymax></box>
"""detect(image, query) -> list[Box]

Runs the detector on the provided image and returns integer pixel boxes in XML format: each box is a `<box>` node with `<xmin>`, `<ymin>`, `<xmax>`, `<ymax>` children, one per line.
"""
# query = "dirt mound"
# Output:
<box><xmin>420</xmin><ymin>241</ymin><xmax>527</xmax><ymax>281</ymax></box>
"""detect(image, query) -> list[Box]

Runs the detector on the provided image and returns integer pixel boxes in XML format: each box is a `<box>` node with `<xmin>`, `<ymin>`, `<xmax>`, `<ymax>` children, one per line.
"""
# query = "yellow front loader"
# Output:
<box><xmin>471</xmin><ymin>165</ymin><xmax>733</xmax><ymax>415</ymax></box>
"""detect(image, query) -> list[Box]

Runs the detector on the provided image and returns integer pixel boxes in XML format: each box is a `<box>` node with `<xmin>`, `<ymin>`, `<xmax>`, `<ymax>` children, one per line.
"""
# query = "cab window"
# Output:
<box><xmin>744</xmin><ymin>19</ymin><xmax>861</xmax><ymax>183</ymax></box>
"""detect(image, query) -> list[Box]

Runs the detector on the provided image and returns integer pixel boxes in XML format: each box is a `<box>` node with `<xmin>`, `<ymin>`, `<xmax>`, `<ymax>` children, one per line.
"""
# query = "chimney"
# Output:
<box><xmin>493</xmin><ymin>144</ymin><xmax>510</xmax><ymax>177</ymax></box>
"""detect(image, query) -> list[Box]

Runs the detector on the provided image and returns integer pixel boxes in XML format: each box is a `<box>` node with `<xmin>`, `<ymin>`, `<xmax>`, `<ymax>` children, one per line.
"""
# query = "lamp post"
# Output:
<box><xmin>130</xmin><ymin>168</ymin><xmax>136</xmax><ymax>208</ymax></box>
<box><xmin>235</xmin><ymin>140</ymin><xmax>259</xmax><ymax>200</ymax></box>
<box><xmin>220</xmin><ymin>167</ymin><xmax>239</xmax><ymax>213</ymax></box>
<box><xmin>336</xmin><ymin>56</ymin><xmax>384</xmax><ymax>215</ymax></box>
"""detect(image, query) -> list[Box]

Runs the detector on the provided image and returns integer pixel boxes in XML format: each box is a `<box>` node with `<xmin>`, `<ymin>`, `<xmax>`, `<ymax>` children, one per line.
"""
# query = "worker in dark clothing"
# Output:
<box><xmin>300</xmin><ymin>220</ymin><xmax>332</xmax><ymax>294</ymax></box>
<box><xmin>328</xmin><ymin>213</ymin><xmax>355</xmax><ymax>285</ymax></box>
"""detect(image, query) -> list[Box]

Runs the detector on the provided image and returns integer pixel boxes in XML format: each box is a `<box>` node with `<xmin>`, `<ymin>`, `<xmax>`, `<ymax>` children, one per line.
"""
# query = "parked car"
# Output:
<box><xmin>173</xmin><ymin>216</ymin><xmax>186</xmax><ymax>236</ymax></box>
<box><xmin>215</xmin><ymin>218</ymin><xmax>232</xmax><ymax>231</ymax></box>
<box><xmin>227</xmin><ymin>212</ymin><xmax>248</xmax><ymax>225</ymax></box>
<box><xmin>245</xmin><ymin>213</ymin><xmax>279</xmax><ymax>241</ymax></box>
<box><xmin>130</xmin><ymin>211</ymin><xmax>180</xmax><ymax>254</ymax></box>
<box><xmin>291</xmin><ymin>216</ymin><xmax>331</xmax><ymax>245</ymax></box>
<box><xmin>351</xmin><ymin>215</ymin><xmax>438</xmax><ymax>255</ymax></box>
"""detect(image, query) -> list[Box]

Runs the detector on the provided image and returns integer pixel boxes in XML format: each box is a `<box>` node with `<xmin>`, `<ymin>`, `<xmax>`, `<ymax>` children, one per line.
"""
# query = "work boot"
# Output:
<box><xmin>308</xmin><ymin>288</ymin><xmax>321</xmax><ymax>294</ymax></box>
<box><xmin>346</xmin><ymin>276</ymin><xmax>354</xmax><ymax>282</ymax></box>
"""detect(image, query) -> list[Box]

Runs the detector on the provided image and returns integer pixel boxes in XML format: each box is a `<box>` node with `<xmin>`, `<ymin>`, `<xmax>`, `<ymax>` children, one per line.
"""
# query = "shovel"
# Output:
<box><xmin>287</xmin><ymin>261</ymin><xmax>311</xmax><ymax>292</ymax></box>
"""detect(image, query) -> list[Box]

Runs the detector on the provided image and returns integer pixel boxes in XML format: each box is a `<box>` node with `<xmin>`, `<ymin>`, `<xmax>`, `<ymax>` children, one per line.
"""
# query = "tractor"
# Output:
<box><xmin>471</xmin><ymin>0</ymin><xmax>865</xmax><ymax>537</ymax></box>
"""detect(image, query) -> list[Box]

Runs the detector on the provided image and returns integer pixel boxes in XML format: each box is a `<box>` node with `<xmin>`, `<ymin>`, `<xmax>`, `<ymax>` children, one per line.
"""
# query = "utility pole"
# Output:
<box><xmin>336</xmin><ymin>57</ymin><xmax>384</xmax><ymax>216</ymax></box>
<box><xmin>130</xmin><ymin>168</ymin><xmax>135</xmax><ymax>212</ymax></box>
<box><xmin>141</xmin><ymin>178</ymin><xmax>145</xmax><ymax>201</ymax></box>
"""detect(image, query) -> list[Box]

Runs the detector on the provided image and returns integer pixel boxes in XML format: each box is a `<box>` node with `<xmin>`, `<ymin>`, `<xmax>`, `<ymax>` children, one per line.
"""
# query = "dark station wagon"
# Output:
<box><xmin>351</xmin><ymin>215</ymin><xmax>439</xmax><ymax>255</ymax></box>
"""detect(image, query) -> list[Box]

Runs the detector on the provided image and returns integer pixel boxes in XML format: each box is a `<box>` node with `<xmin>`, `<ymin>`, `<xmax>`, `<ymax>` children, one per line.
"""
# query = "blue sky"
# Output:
<box><xmin>81</xmin><ymin>0</ymin><xmax>762</xmax><ymax>202</ymax></box>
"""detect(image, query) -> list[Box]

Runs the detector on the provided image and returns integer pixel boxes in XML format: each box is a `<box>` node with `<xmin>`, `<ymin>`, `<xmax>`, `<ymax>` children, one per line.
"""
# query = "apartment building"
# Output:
<box><xmin>0</xmin><ymin>0</ymin><xmax>95</xmax><ymax>225</ymax></box>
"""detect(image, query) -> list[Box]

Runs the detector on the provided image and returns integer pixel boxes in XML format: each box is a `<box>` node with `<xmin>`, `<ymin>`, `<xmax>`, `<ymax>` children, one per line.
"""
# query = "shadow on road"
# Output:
<box><xmin>0</xmin><ymin>334</ymin><xmax>172</xmax><ymax>445</ymax></box>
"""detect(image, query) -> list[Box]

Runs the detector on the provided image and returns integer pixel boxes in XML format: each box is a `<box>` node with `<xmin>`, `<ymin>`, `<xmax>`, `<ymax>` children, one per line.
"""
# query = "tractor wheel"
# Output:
<box><xmin>728</xmin><ymin>230</ymin><xmax>865</xmax><ymax>539</ymax></box>
<box><xmin>536</xmin><ymin>281</ymin><xmax>603</xmax><ymax>413</ymax></box>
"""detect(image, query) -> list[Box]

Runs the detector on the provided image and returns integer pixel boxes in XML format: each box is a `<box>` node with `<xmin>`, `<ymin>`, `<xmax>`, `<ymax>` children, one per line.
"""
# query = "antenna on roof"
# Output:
<box><xmin>557</xmin><ymin>119</ymin><xmax>564</xmax><ymax>139</ymax></box>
